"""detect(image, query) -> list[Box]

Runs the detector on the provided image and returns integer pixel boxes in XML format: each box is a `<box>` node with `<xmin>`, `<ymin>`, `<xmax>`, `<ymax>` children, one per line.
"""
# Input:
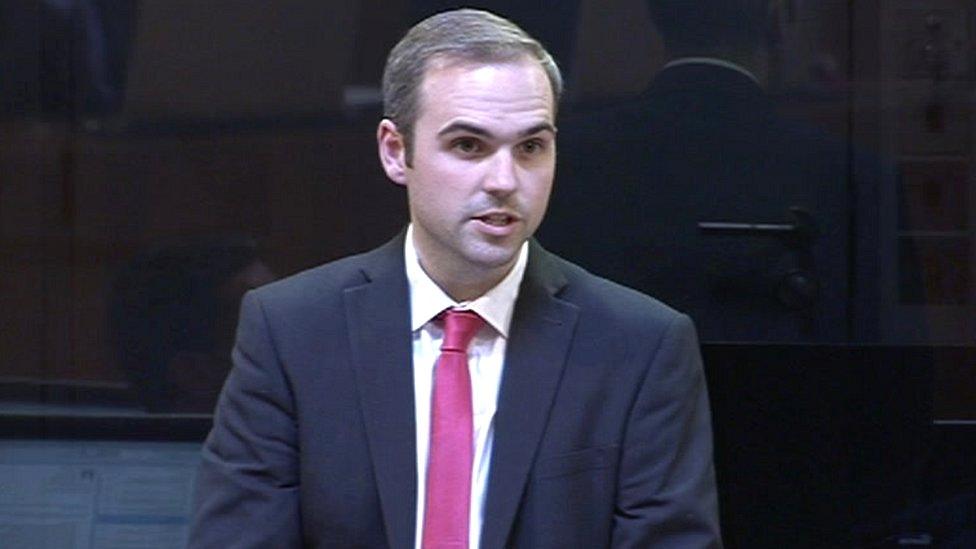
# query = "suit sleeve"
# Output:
<box><xmin>611</xmin><ymin>313</ymin><xmax>723</xmax><ymax>548</ymax></box>
<box><xmin>187</xmin><ymin>291</ymin><xmax>303</xmax><ymax>548</ymax></box>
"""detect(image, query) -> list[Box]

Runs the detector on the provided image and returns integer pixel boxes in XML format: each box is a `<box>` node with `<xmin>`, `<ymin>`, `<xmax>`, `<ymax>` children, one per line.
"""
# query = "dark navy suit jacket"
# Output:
<box><xmin>188</xmin><ymin>232</ymin><xmax>721</xmax><ymax>548</ymax></box>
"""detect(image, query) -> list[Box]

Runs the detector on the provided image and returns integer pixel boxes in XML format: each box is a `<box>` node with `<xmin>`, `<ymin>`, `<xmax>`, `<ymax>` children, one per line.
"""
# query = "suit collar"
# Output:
<box><xmin>344</xmin><ymin>231</ymin><xmax>417</xmax><ymax>549</ymax></box>
<box><xmin>523</xmin><ymin>239</ymin><xmax>569</xmax><ymax>296</ymax></box>
<box><xmin>481</xmin><ymin>241</ymin><xmax>579</xmax><ymax>549</ymax></box>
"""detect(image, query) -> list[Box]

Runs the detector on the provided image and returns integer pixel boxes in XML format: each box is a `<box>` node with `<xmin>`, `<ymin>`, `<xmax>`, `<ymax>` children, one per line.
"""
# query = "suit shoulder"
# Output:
<box><xmin>553</xmin><ymin>254</ymin><xmax>687</xmax><ymax>328</ymax></box>
<box><xmin>546</xmin><ymin>254</ymin><xmax>700</xmax><ymax>364</ymax></box>
<box><xmin>246</xmin><ymin>248</ymin><xmax>376</xmax><ymax>314</ymax></box>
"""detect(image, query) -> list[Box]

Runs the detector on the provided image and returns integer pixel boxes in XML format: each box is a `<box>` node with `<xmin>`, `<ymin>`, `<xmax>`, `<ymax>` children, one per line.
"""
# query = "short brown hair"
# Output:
<box><xmin>382</xmin><ymin>9</ymin><xmax>563</xmax><ymax>162</ymax></box>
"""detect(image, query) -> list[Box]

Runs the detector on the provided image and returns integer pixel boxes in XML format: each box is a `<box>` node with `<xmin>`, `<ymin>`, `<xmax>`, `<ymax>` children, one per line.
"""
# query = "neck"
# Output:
<box><xmin>420</xmin><ymin>259</ymin><xmax>512</xmax><ymax>303</ymax></box>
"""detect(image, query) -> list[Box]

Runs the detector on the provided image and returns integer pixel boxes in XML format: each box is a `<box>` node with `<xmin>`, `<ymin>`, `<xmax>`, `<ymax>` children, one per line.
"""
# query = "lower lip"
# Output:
<box><xmin>472</xmin><ymin>218</ymin><xmax>519</xmax><ymax>237</ymax></box>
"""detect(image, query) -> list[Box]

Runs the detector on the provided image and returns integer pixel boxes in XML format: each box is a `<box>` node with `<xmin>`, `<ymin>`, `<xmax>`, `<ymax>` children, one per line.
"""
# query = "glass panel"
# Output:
<box><xmin>1</xmin><ymin>1</ymin><xmax>973</xmax><ymax>547</ymax></box>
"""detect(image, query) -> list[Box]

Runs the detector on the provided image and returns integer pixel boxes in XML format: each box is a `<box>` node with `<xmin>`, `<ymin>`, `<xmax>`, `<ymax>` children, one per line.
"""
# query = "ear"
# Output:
<box><xmin>377</xmin><ymin>119</ymin><xmax>408</xmax><ymax>186</ymax></box>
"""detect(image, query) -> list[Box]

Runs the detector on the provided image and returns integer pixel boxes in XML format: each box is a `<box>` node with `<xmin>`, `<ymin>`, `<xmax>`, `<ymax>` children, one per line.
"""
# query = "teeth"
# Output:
<box><xmin>482</xmin><ymin>214</ymin><xmax>509</xmax><ymax>226</ymax></box>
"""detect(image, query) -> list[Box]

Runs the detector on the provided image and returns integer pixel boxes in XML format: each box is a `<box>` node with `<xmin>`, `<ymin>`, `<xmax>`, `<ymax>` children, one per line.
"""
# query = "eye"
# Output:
<box><xmin>451</xmin><ymin>137</ymin><xmax>484</xmax><ymax>156</ymax></box>
<box><xmin>518</xmin><ymin>138</ymin><xmax>547</xmax><ymax>156</ymax></box>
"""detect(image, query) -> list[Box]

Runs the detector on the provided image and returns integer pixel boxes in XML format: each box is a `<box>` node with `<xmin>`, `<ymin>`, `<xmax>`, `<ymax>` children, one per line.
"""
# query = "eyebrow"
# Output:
<box><xmin>436</xmin><ymin>121</ymin><xmax>557</xmax><ymax>139</ymax></box>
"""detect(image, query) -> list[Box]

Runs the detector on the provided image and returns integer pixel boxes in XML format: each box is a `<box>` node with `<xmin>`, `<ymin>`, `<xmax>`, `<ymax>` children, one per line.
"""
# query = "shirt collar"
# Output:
<box><xmin>404</xmin><ymin>224</ymin><xmax>528</xmax><ymax>337</ymax></box>
<box><xmin>661</xmin><ymin>56</ymin><xmax>761</xmax><ymax>86</ymax></box>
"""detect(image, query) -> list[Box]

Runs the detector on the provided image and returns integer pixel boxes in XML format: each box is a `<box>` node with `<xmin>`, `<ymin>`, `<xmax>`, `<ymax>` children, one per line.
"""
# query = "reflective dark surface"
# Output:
<box><xmin>1</xmin><ymin>1</ymin><xmax>974</xmax><ymax>546</ymax></box>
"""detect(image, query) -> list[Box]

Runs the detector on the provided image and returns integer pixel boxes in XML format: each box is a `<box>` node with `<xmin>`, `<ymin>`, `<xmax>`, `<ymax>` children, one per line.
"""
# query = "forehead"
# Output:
<box><xmin>414</xmin><ymin>55</ymin><xmax>555</xmax><ymax>131</ymax></box>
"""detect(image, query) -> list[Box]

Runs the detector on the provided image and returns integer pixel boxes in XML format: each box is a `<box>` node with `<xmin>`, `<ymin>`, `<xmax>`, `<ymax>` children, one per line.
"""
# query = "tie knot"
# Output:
<box><xmin>441</xmin><ymin>309</ymin><xmax>484</xmax><ymax>352</ymax></box>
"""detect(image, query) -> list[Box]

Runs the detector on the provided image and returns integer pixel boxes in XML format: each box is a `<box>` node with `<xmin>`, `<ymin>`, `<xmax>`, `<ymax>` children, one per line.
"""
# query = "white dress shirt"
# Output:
<box><xmin>405</xmin><ymin>225</ymin><xmax>528</xmax><ymax>549</ymax></box>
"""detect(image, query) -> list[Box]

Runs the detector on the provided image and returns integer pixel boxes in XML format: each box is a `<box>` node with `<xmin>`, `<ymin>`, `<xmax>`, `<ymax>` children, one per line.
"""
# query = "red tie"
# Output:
<box><xmin>422</xmin><ymin>309</ymin><xmax>484</xmax><ymax>549</ymax></box>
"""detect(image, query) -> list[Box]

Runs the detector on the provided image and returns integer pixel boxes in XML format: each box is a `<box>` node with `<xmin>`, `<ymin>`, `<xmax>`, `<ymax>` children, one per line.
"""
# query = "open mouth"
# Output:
<box><xmin>475</xmin><ymin>213</ymin><xmax>516</xmax><ymax>226</ymax></box>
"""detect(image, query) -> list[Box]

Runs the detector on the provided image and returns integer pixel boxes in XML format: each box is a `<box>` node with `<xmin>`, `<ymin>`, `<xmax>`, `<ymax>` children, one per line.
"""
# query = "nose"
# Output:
<box><xmin>482</xmin><ymin>149</ymin><xmax>518</xmax><ymax>195</ymax></box>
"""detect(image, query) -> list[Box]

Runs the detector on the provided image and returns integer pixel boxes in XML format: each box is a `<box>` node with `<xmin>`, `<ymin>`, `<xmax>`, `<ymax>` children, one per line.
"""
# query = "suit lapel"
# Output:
<box><xmin>481</xmin><ymin>242</ymin><xmax>580</xmax><ymax>549</ymax></box>
<box><xmin>343</xmin><ymin>234</ymin><xmax>417</xmax><ymax>549</ymax></box>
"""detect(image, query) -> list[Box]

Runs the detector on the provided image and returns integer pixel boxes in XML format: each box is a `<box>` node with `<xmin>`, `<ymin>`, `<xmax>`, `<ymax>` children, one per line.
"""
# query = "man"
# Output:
<box><xmin>189</xmin><ymin>9</ymin><xmax>720</xmax><ymax>548</ymax></box>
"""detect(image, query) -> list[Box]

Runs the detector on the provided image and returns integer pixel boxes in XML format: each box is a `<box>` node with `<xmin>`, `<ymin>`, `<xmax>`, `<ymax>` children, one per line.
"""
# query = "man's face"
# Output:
<box><xmin>378</xmin><ymin>55</ymin><xmax>556</xmax><ymax>296</ymax></box>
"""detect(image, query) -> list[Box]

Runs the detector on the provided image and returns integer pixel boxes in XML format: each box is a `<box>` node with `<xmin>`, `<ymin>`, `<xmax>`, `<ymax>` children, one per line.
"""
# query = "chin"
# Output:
<box><xmin>465</xmin><ymin>246</ymin><xmax>521</xmax><ymax>272</ymax></box>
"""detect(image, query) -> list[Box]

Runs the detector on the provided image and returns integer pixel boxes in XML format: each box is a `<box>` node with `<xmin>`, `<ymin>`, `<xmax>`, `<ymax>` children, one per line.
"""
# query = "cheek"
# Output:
<box><xmin>527</xmin><ymin>171</ymin><xmax>555</xmax><ymax>206</ymax></box>
<box><xmin>415</xmin><ymin>152</ymin><xmax>475</xmax><ymax>183</ymax></box>
<box><xmin>413</xmin><ymin>161</ymin><xmax>483</xmax><ymax>205</ymax></box>
<box><xmin>408</xmin><ymin>180</ymin><xmax>459</xmax><ymax>227</ymax></box>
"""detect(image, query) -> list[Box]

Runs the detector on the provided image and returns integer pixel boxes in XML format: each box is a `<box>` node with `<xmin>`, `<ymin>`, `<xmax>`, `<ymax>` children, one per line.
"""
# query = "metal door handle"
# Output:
<box><xmin>697</xmin><ymin>207</ymin><xmax>818</xmax><ymax>249</ymax></box>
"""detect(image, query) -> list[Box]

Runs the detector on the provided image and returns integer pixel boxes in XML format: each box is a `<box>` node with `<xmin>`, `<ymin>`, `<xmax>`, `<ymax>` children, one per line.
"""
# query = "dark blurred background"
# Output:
<box><xmin>0</xmin><ymin>1</ymin><xmax>973</xmax><ymax>547</ymax></box>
